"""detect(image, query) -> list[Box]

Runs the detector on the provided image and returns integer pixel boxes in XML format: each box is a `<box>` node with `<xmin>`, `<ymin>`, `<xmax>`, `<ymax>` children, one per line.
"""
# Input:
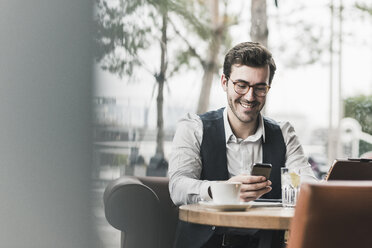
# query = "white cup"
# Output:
<box><xmin>211</xmin><ymin>181</ymin><xmax>242</xmax><ymax>204</ymax></box>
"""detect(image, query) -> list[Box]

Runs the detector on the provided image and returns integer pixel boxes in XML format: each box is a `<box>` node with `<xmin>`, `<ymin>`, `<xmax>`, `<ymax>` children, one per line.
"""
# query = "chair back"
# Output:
<box><xmin>137</xmin><ymin>176</ymin><xmax>179</xmax><ymax>248</ymax></box>
<box><xmin>104</xmin><ymin>176</ymin><xmax>178</xmax><ymax>248</ymax></box>
<box><xmin>287</xmin><ymin>181</ymin><xmax>372</xmax><ymax>248</ymax></box>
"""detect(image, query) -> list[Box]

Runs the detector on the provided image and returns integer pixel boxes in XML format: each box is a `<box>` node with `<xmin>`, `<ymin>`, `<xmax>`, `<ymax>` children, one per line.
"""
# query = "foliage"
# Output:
<box><xmin>270</xmin><ymin>3</ymin><xmax>328</xmax><ymax>68</ymax></box>
<box><xmin>272</xmin><ymin>2</ymin><xmax>372</xmax><ymax>69</ymax></box>
<box><xmin>101</xmin><ymin>153</ymin><xmax>128</xmax><ymax>166</ymax></box>
<box><xmin>344</xmin><ymin>95</ymin><xmax>372</xmax><ymax>155</ymax></box>
<box><xmin>94</xmin><ymin>0</ymin><xmax>153</xmax><ymax>77</ymax></box>
<box><xmin>94</xmin><ymin>0</ymin><xmax>232</xmax><ymax>157</ymax></box>
<box><xmin>355</xmin><ymin>3</ymin><xmax>372</xmax><ymax>15</ymax></box>
<box><xmin>166</xmin><ymin>0</ymin><xmax>236</xmax><ymax>78</ymax></box>
<box><xmin>113</xmin><ymin>154</ymin><xmax>128</xmax><ymax>166</ymax></box>
<box><xmin>94</xmin><ymin>0</ymin><xmax>217</xmax><ymax>79</ymax></box>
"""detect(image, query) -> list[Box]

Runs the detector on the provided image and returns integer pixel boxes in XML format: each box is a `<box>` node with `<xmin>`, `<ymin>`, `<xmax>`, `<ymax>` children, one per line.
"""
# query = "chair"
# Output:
<box><xmin>103</xmin><ymin>176</ymin><xmax>179</xmax><ymax>248</ymax></box>
<box><xmin>287</xmin><ymin>181</ymin><xmax>372</xmax><ymax>248</ymax></box>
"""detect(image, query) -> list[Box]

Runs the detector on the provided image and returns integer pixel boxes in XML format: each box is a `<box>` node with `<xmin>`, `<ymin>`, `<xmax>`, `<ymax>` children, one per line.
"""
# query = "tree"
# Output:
<box><xmin>169</xmin><ymin>0</ymin><xmax>236</xmax><ymax>114</ymax></box>
<box><xmin>270</xmin><ymin>2</ymin><xmax>328</xmax><ymax>68</ymax></box>
<box><xmin>196</xmin><ymin>0</ymin><xmax>224</xmax><ymax>114</ymax></box>
<box><xmin>96</xmin><ymin>1</ymin><xmax>162</xmax><ymax>159</ymax></box>
<box><xmin>94</xmin><ymin>0</ymin><xmax>215</xmax><ymax>161</ymax></box>
<box><xmin>355</xmin><ymin>2</ymin><xmax>372</xmax><ymax>15</ymax></box>
<box><xmin>94</xmin><ymin>0</ymin><xmax>173</xmax><ymax>160</ymax></box>
<box><xmin>250</xmin><ymin>0</ymin><xmax>269</xmax><ymax>47</ymax></box>
<box><xmin>344</xmin><ymin>95</ymin><xmax>372</xmax><ymax>155</ymax></box>
<box><xmin>95</xmin><ymin>0</ymin><xmax>150</xmax><ymax>78</ymax></box>
<box><xmin>195</xmin><ymin>0</ymin><xmax>237</xmax><ymax>114</ymax></box>
<box><xmin>196</xmin><ymin>0</ymin><xmax>277</xmax><ymax>113</ymax></box>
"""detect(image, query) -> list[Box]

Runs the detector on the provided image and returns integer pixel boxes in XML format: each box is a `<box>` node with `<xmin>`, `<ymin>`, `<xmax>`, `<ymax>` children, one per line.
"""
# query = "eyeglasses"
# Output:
<box><xmin>227</xmin><ymin>77</ymin><xmax>271</xmax><ymax>97</ymax></box>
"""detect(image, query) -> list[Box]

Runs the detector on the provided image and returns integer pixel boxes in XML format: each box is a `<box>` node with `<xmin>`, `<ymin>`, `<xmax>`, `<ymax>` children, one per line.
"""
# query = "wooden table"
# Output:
<box><xmin>179</xmin><ymin>203</ymin><xmax>295</xmax><ymax>230</ymax></box>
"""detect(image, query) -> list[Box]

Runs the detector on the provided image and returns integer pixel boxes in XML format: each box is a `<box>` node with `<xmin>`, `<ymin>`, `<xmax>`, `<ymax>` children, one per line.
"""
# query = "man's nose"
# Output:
<box><xmin>243</xmin><ymin>87</ymin><xmax>255</xmax><ymax>101</ymax></box>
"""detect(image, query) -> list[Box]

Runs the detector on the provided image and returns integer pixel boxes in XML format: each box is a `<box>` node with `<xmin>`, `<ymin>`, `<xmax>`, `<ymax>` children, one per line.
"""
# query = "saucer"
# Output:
<box><xmin>198</xmin><ymin>201</ymin><xmax>253</xmax><ymax>211</ymax></box>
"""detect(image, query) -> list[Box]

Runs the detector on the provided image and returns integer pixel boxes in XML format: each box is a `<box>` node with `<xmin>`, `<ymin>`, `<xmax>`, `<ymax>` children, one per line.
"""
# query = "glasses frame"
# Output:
<box><xmin>227</xmin><ymin>77</ymin><xmax>271</xmax><ymax>97</ymax></box>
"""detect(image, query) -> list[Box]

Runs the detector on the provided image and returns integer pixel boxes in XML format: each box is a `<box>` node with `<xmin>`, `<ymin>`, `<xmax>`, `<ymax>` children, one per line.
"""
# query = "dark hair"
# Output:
<box><xmin>223</xmin><ymin>42</ymin><xmax>276</xmax><ymax>85</ymax></box>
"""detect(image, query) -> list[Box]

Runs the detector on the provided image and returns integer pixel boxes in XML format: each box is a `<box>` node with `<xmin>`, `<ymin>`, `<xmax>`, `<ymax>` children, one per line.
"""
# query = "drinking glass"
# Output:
<box><xmin>281</xmin><ymin>168</ymin><xmax>300</xmax><ymax>207</ymax></box>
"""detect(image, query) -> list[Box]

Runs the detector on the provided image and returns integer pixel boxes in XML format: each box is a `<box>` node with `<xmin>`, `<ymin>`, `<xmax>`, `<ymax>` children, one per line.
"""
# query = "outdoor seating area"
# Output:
<box><xmin>3</xmin><ymin>0</ymin><xmax>372</xmax><ymax>248</ymax></box>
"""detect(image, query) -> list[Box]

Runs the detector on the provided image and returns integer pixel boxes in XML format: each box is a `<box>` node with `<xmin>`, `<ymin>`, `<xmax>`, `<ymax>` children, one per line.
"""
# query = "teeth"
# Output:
<box><xmin>240</xmin><ymin>102</ymin><xmax>253</xmax><ymax>108</ymax></box>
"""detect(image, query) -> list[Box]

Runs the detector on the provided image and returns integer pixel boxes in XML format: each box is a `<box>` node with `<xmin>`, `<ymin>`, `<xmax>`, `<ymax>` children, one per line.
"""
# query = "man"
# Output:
<box><xmin>168</xmin><ymin>42</ymin><xmax>317</xmax><ymax>248</ymax></box>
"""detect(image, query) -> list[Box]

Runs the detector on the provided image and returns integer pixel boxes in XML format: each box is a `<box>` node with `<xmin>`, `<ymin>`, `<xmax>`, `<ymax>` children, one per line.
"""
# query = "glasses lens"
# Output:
<box><xmin>254</xmin><ymin>86</ymin><xmax>268</xmax><ymax>96</ymax></box>
<box><xmin>234</xmin><ymin>82</ymin><xmax>249</xmax><ymax>94</ymax></box>
<box><xmin>231</xmin><ymin>78</ymin><xmax>269</xmax><ymax>96</ymax></box>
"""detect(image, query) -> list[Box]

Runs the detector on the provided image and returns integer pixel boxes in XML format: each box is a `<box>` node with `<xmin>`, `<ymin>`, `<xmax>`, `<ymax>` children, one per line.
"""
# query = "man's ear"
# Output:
<box><xmin>221</xmin><ymin>74</ymin><xmax>228</xmax><ymax>92</ymax></box>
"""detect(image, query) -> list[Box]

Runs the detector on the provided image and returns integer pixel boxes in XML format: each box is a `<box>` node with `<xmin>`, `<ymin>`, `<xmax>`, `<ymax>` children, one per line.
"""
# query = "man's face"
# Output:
<box><xmin>221</xmin><ymin>64</ymin><xmax>270</xmax><ymax>125</ymax></box>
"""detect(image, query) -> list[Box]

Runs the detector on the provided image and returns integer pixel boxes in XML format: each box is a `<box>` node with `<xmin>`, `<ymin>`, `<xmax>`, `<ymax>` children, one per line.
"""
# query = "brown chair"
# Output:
<box><xmin>103</xmin><ymin>176</ymin><xmax>179</xmax><ymax>248</ymax></box>
<box><xmin>287</xmin><ymin>181</ymin><xmax>372</xmax><ymax>248</ymax></box>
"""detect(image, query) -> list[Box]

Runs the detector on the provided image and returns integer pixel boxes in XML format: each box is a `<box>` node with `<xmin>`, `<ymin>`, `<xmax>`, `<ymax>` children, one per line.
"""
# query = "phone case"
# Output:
<box><xmin>251</xmin><ymin>163</ymin><xmax>272</xmax><ymax>179</ymax></box>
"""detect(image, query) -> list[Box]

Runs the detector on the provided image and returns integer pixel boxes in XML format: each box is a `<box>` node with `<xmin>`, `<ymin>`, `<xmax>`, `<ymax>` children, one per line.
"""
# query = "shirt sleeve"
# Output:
<box><xmin>279</xmin><ymin>121</ymin><xmax>318</xmax><ymax>183</ymax></box>
<box><xmin>168</xmin><ymin>113</ymin><xmax>213</xmax><ymax>206</ymax></box>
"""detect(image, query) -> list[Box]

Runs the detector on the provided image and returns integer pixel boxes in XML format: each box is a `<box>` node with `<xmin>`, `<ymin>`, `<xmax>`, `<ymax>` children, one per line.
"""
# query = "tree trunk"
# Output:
<box><xmin>196</xmin><ymin>40</ymin><xmax>221</xmax><ymax>114</ymax></box>
<box><xmin>250</xmin><ymin>0</ymin><xmax>268</xmax><ymax>115</ymax></box>
<box><xmin>155</xmin><ymin>11</ymin><xmax>167</xmax><ymax>158</ymax></box>
<box><xmin>196</xmin><ymin>0</ymin><xmax>222</xmax><ymax>114</ymax></box>
<box><xmin>250</xmin><ymin>0</ymin><xmax>268</xmax><ymax>47</ymax></box>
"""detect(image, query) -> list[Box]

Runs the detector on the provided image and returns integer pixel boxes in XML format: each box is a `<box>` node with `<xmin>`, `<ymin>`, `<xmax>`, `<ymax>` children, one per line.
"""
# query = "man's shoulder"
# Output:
<box><xmin>177</xmin><ymin>112</ymin><xmax>202</xmax><ymax>127</ymax></box>
<box><xmin>263</xmin><ymin>116</ymin><xmax>280</xmax><ymax>128</ymax></box>
<box><xmin>173</xmin><ymin>113</ymin><xmax>203</xmax><ymax>143</ymax></box>
<box><xmin>199</xmin><ymin>107</ymin><xmax>225</xmax><ymax>121</ymax></box>
<box><xmin>263</xmin><ymin>116</ymin><xmax>295</xmax><ymax>135</ymax></box>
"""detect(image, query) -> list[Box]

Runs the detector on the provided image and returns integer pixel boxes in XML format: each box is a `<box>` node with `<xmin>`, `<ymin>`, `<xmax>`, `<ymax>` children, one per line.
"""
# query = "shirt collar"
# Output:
<box><xmin>223</xmin><ymin>109</ymin><xmax>234</xmax><ymax>143</ymax></box>
<box><xmin>223</xmin><ymin>108</ymin><xmax>266</xmax><ymax>143</ymax></box>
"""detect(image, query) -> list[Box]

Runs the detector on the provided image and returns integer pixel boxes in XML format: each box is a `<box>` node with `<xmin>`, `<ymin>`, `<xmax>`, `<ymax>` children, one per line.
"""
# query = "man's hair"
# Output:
<box><xmin>223</xmin><ymin>42</ymin><xmax>276</xmax><ymax>85</ymax></box>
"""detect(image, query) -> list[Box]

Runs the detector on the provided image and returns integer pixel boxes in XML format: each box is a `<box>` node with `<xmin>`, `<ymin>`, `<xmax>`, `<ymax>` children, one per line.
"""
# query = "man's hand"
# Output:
<box><xmin>227</xmin><ymin>175</ymin><xmax>272</xmax><ymax>202</ymax></box>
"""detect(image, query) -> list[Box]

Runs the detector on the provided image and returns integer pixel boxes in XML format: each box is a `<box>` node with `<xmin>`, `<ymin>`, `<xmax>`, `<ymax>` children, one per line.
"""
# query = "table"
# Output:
<box><xmin>179</xmin><ymin>203</ymin><xmax>295</xmax><ymax>230</ymax></box>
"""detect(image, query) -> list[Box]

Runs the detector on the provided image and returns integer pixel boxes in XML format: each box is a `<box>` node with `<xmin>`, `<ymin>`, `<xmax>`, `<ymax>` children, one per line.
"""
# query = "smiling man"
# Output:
<box><xmin>168</xmin><ymin>42</ymin><xmax>317</xmax><ymax>248</ymax></box>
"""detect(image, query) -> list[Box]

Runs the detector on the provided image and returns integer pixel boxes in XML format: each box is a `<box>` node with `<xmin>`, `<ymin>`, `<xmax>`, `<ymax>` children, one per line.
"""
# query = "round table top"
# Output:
<box><xmin>179</xmin><ymin>203</ymin><xmax>295</xmax><ymax>230</ymax></box>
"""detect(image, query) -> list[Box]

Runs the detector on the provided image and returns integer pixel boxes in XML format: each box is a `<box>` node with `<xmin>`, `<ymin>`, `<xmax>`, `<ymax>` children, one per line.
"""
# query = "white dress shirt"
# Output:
<box><xmin>168</xmin><ymin>108</ymin><xmax>317</xmax><ymax>206</ymax></box>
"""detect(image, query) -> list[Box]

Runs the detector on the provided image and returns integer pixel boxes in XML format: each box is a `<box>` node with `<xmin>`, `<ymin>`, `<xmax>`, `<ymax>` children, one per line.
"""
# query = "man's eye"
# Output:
<box><xmin>237</xmin><ymin>83</ymin><xmax>248</xmax><ymax>89</ymax></box>
<box><xmin>255</xmin><ymin>86</ymin><xmax>266</xmax><ymax>91</ymax></box>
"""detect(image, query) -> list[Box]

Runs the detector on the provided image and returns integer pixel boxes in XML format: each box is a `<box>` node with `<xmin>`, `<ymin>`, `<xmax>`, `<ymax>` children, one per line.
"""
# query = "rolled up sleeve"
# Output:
<box><xmin>168</xmin><ymin>113</ymin><xmax>212</xmax><ymax>205</ymax></box>
<box><xmin>280</xmin><ymin>121</ymin><xmax>318</xmax><ymax>183</ymax></box>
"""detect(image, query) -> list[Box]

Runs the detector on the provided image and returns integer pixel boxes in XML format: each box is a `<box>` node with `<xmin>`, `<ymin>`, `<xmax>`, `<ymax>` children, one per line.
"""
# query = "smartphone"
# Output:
<box><xmin>251</xmin><ymin>163</ymin><xmax>272</xmax><ymax>179</ymax></box>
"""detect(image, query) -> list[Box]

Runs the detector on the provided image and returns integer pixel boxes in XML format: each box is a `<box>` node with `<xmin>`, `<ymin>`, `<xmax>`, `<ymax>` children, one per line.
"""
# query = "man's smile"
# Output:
<box><xmin>238</xmin><ymin>100</ymin><xmax>258</xmax><ymax>110</ymax></box>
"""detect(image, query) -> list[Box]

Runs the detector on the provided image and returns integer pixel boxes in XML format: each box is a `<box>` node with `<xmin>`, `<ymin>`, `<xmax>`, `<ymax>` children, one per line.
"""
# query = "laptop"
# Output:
<box><xmin>325</xmin><ymin>158</ymin><xmax>372</xmax><ymax>181</ymax></box>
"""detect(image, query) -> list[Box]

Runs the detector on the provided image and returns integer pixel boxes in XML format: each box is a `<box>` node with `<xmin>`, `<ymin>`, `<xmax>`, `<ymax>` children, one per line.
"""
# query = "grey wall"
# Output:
<box><xmin>0</xmin><ymin>0</ymin><xmax>97</xmax><ymax>247</ymax></box>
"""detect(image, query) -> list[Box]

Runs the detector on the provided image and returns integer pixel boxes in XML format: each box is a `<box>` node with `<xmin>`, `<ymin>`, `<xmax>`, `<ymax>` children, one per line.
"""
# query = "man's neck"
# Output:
<box><xmin>228</xmin><ymin>114</ymin><xmax>259</xmax><ymax>140</ymax></box>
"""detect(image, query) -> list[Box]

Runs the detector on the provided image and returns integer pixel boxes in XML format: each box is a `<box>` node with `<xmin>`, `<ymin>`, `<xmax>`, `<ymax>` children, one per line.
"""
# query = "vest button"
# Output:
<box><xmin>211</xmin><ymin>226</ymin><xmax>216</xmax><ymax>230</ymax></box>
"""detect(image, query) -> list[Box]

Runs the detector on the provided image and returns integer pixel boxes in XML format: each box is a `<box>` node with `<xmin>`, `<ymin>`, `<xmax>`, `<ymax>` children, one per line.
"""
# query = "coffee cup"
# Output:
<box><xmin>210</xmin><ymin>181</ymin><xmax>242</xmax><ymax>204</ymax></box>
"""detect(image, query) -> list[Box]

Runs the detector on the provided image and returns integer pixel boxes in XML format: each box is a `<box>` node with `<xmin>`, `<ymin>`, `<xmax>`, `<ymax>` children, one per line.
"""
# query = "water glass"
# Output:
<box><xmin>281</xmin><ymin>168</ymin><xmax>300</xmax><ymax>207</ymax></box>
